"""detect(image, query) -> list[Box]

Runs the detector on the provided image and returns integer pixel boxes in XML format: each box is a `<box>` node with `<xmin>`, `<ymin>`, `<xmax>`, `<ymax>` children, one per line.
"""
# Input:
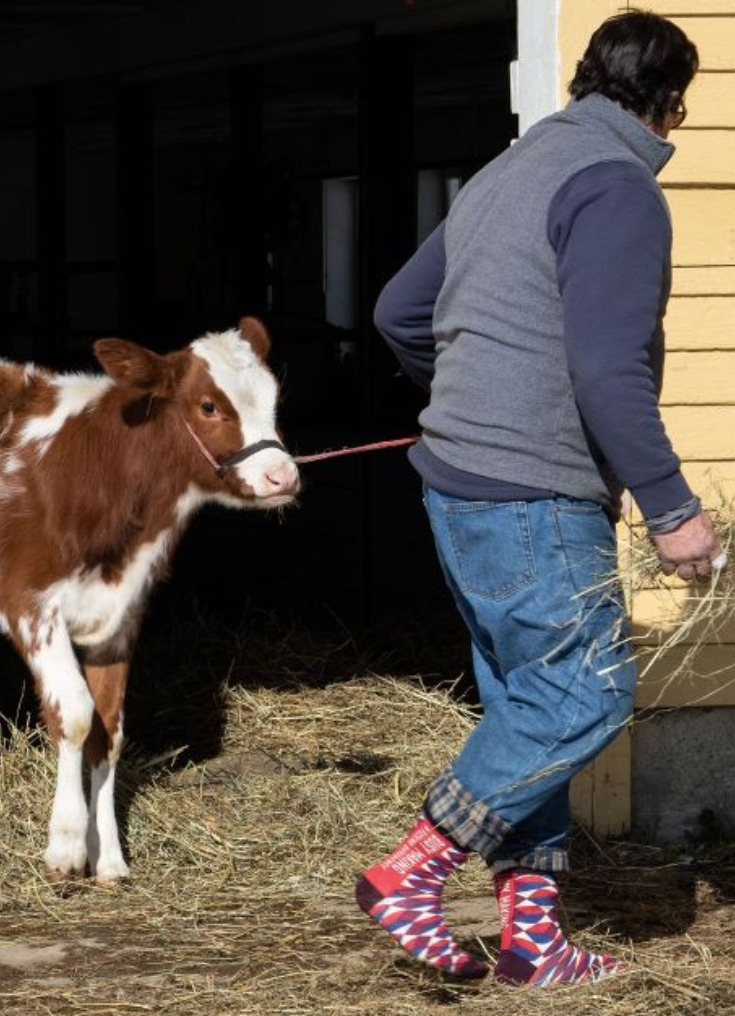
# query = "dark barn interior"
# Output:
<box><xmin>0</xmin><ymin>0</ymin><xmax>517</xmax><ymax>653</ymax></box>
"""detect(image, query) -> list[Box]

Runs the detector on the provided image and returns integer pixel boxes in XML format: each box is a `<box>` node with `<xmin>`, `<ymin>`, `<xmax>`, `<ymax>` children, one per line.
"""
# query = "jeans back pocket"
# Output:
<box><xmin>551</xmin><ymin>503</ymin><xmax>619</xmax><ymax>600</ymax></box>
<box><xmin>442</xmin><ymin>500</ymin><xmax>537</xmax><ymax>601</ymax></box>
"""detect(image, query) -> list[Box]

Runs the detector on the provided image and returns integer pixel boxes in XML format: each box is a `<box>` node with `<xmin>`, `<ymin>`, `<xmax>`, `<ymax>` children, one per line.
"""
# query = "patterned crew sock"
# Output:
<box><xmin>356</xmin><ymin>815</ymin><xmax>489</xmax><ymax>978</ymax></box>
<box><xmin>494</xmin><ymin>869</ymin><xmax>622</xmax><ymax>986</ymax></box>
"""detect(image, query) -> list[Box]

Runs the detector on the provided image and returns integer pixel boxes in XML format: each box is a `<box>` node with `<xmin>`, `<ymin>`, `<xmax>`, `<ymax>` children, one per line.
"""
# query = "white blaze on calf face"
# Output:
<box><xmin>190</xmin><ymin>329</ymin><xmax>298</xmax><ymax>501</ymax></box>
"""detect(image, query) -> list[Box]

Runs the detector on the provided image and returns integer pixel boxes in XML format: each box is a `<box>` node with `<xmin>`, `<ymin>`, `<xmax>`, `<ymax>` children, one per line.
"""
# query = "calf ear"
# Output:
<box><xmin>94</xmin><ymin>339</ymin><xmax>177</xmax><ymax>395</ymax></box>
<box><xmin>238</xmin><ymin>316</ymin><xmax>271</xmax><ymax>361</ymax></box>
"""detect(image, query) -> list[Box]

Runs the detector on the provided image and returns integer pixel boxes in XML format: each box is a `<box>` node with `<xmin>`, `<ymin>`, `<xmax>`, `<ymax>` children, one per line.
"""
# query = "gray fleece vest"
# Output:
<box><xmin>420</xmin><ymin>94</ymin><xmax>674</xmax><ymax>509</ymax></box>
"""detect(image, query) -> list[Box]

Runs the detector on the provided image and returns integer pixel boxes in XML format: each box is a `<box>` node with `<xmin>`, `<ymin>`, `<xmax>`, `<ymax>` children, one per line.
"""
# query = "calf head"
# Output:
<box><xmin>94</xmin><ymin>317</ymin><xmax>300</xmax><ymax>507</ymax></box>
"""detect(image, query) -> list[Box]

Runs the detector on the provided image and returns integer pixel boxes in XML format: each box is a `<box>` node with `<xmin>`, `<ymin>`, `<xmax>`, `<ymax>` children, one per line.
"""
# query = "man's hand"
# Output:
<box><xmin>651</xmin><ymin>510</ymin><xmax>723</xmax><ymax>581</ymax></box>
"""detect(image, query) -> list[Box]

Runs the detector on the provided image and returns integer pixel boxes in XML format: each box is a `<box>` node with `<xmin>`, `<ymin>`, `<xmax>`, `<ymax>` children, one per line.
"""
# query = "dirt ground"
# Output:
<box><xmin>2</xmin><ymin>608</ymin><xmax>735</xmax><ymax>1016</ymax></box>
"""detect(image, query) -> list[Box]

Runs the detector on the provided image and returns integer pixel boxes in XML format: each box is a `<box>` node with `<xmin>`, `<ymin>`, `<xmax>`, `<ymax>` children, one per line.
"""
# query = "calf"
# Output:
<box><xmin>0</xmin><ymin>318</ymin><xmax>299</xmax><ymax>881</ymax></box>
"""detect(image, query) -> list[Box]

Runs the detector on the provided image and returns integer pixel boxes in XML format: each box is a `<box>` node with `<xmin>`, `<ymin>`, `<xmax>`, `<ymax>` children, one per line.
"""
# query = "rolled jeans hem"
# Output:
<box><xmin>491</xmin><ymin>849</ymin><xmax>570</xmax><ymax>874</ymax></box>
<box><xmin>424</xmin><ymin>764</ymin><xmax>511</xmax><ymax>863</ymax></box>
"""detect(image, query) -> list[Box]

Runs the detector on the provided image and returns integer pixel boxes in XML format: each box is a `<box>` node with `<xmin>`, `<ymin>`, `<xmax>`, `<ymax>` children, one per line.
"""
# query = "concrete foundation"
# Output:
<box><xmin>632</xmin><ymin>707</ymin><xmax>735</xmax><ymax>845</ymax></box>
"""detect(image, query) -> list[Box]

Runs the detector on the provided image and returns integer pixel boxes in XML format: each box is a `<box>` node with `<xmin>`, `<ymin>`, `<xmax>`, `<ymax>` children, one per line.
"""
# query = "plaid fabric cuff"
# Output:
<box><xmin>491</xmin><ymin>848</ymin><xmax>570</xmax><ymax>874</ymax></box>
<box><xmin>424</xmin><ymin>765</ymin><xmax>511</xmax><ymax>862</ymax></box>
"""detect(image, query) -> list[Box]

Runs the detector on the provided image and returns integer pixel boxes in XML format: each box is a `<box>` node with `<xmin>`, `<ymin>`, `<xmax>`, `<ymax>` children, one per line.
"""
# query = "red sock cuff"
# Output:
<box><xmin>495</xmin><ymin>870</ymin><xmax>515</xmax><ymax>950</ymax></box>
<box><xmin>364</xmin><ymin>817</ymin><xmax>460</xmax><ymax>896</ymax></box>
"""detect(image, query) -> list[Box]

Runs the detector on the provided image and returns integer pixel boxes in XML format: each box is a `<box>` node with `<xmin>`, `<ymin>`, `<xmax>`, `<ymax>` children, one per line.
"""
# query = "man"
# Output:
<box><xmin>356</xmin><ymin>11</ymin><xmax>722</xmax><ymax>988</ymax></box>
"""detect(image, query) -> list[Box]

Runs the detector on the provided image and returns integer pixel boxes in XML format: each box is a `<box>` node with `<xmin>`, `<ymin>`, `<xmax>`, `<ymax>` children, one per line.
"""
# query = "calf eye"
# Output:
<box><xmin>200</xmin><ymin>401</ymin><xmax>218</xmax><ymax>418</ymax></box>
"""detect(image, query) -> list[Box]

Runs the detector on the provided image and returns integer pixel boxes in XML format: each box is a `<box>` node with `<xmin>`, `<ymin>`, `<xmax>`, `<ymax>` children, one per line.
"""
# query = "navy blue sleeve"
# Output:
<box><xmin>549</xmin><ymin>162</ymin><xmax>693</xmax><ymax>519</ymax></box>
<box><xmin>373</xmin><ymin>222</ymin><xmax>446</xmax><ymax>392</ymax></box>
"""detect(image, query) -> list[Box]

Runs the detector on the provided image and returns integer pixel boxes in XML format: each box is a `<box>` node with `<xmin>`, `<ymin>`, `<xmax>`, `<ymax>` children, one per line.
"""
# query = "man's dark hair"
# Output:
<box><xmin>569</xmin><ymin>10</ymin><xmax>699</xmax><ymax>125</ymax></box>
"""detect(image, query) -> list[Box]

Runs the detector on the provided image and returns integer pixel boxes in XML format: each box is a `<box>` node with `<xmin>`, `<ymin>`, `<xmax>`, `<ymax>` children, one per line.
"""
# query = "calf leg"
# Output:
<box><xmin>22</xmin><ymin>616</ymin><xmax>95</xmax><ymax>876</ymax></box>
<box><xmin>83</xmin><ymin>662</ymin><xmax>130</xmax><ymax>881</ymax></box>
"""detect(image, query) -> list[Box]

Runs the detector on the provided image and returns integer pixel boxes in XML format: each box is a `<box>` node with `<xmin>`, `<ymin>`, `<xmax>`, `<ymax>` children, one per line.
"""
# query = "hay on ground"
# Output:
<box><xmin>1</xmin><ymin>611</ymin><xmax>735</xmax><ymax>1015</ymax></box>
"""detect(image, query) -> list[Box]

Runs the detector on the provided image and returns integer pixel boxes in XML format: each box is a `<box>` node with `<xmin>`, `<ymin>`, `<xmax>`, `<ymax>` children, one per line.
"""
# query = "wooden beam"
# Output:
<box><xmin>0</xmin><ymin>0</ymin><xmax>509</xmax><ymax>92</ymax></box>
<box><xmin>571</xmin><ymin>731</ymin><xmax>632</xmax><ymax>836</ymax></box>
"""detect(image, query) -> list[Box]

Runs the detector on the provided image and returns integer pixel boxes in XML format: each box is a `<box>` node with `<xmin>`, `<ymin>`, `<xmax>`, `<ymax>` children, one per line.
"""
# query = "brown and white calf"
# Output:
<box><xmin>0</xmin><ymin>318</ymin><xmax>299</xmax><ymax>881</ymax></box>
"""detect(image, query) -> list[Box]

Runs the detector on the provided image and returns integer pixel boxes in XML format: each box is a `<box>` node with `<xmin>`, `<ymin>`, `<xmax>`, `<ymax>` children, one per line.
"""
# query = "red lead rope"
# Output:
<box><xmin>293</xmin><ymin>435</ymin><xmax>419</xmax><ymax>465</ymax></box>
<box><xmin>185</xmin><ymin>419</ymin><xmax>418</xmax><ymax>475</ymax></box>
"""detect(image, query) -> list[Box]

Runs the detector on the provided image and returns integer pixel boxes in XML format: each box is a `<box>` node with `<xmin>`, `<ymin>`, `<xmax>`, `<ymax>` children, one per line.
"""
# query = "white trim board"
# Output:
<box><xmin>516</xmin><ymin>0</ymin><xmax>560</xmax><ymax>136</ymax></box>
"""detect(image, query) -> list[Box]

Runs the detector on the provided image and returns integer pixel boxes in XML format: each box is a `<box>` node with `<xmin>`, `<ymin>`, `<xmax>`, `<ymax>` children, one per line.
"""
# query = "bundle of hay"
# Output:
<box><xmin>607</xmin><ymin>485</ymin><xmax>735</xmax><ymax>708</ymax></box>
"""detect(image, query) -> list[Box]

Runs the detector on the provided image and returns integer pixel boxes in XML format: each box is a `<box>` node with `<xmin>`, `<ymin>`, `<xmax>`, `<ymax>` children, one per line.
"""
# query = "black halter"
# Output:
<box><xmin>184</xmin><ymin>422</ymin><xmax>287</xmax><ymax>479</ymax></box>
<box><xmin>215</xmin><ymin>440</ymin><xmax>288</xmax><ymax>478</ymax></box>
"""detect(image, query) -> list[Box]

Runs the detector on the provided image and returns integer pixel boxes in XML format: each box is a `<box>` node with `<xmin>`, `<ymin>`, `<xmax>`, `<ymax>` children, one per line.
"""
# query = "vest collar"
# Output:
<box><xmin>564</xmin><ymin>93</ymin><xmax>675</xmax><ymax>176</ymax></box>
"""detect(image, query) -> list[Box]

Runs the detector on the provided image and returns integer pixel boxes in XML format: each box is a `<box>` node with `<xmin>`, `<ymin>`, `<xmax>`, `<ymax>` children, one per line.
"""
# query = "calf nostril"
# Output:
<box><xmin>263</xmin><ymin>463</ymin><xmax>299</xmax><ymax>495</ymax></box>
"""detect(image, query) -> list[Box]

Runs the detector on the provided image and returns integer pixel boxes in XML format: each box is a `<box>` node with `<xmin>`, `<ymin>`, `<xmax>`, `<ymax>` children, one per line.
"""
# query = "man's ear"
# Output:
<box><xmin>94</xmin><ymin>339</ymin><xmax>181</xmax><ymax>397</ymax></box>
<box><xmin>238</xmin><ymin>316</ymin><xmax>271</xmax><ymax>361</ymax></box>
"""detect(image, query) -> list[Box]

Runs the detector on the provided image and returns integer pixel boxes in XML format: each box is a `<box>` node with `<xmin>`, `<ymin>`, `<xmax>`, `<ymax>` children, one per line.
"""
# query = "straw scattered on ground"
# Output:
<box><xmin>2</xmin><ymin>607</ymin><xmax>735</xmax><ymax>1015</ymax></box>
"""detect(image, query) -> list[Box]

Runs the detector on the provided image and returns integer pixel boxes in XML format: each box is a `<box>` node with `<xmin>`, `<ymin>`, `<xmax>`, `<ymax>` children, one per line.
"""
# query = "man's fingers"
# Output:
<box><xmin>693</xmin><ymin>559</ymin><xmax>713</xmax><ymax>582</ymax></box>
<box><xmin>670</xmin><ymin>557</ymin><xmax>726</xmax><ymax>582</ymax></box>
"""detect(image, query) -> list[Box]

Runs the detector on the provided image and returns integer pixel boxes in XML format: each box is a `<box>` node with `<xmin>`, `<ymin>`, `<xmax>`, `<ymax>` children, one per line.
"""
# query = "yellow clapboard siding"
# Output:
<box><xmin>636</xmin><ymin>645</ymin><xmax>735</xmax><ymax>707</ymax></box>
<box><xmin>673</xmin><ymin>266</ymin><xmax>735</xmax><ymax>295</ymax></box>
<box><xmin>645</xmin><ymin>2</ymin><xmax>735</xmax><ymax>13</ymax></box>
<box><xmin>560</xmin><ymin>6</ymin><xmax>735</xmax><ymax>79</ymax></box>
<box><xmin>661</xmin><ymin>131</ymin><xmax>735</xmax><ymax>186</ymax></box>
<box><xmin>679</xmin><ymin>460</ymin><xmax>735</xmax><ymax>489</ymax></box>
<box><xmin>669</xmin><ymin>190</ymin><xmax>735</xmax><ymax>266</ymax></box>
<box><xmin>571</xmin><ymin>733</ymin><xmax>632</xmax><ymax>836</ymax></box>
<box><xmin>661</xmin><ymin>350</ymin><xmax>735</xmax><ymax>403</ymax></box>
<box><xmin>669</xmin><ymin>17</ymin><xmax>735</xmax><ymax>70</ymax></box>
<box><xmin>635</xmin><ymin>616</ymin><xmax>735</xmax><ymax>648</ymax></box>
<box><xmin>632</xmin><ymin>584</ymin><xmax>703</xmax><ymax>630</ymax></box>
<box><xmin>665</xmin><ymin>296</ymin><xmax>735</xmax><ymax>349</ymax></box>
<box><xmin>557</xmin><ymin>0</ymin><xmax>623</xmax><ymax>91</ymax></box>
<box><xmin>683</xmin><ymin>73</ymin><xmax>735</xmax><ymax>128</ymax></box>
<box><xmin>661</xmin><ymin>405</ymin><xmax>735</xmax><ymax>458</ymax></box>
<box><xmin>630</xmin><ymin>585</ymin><xmax>735</xmax><ymax>645</ymax></box>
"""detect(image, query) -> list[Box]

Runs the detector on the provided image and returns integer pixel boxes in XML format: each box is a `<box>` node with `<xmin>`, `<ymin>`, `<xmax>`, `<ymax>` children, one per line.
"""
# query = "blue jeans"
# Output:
<box><xmin>422</xmin><ymin>487</ymin><xmax>636</xmax><ymax>871</ymax></box>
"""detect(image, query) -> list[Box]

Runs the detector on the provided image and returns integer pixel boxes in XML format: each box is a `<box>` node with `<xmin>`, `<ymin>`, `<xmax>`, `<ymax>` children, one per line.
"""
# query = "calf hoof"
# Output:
<box><xmin>94</xmin><ymin>854</ymin><xmax>131</xmax><ymax>884</ymax></box>
<box><xmin>44</xmin><ymin>837</ymin><xmax>88</xmax><ymax>878</ymax></box>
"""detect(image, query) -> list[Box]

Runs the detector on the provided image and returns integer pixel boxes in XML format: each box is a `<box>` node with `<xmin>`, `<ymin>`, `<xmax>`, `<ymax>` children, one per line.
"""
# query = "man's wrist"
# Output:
<box><xmin>646</xmin><ymin>495</ymin><xmax>702</xmax><ymax>535</ymax></box>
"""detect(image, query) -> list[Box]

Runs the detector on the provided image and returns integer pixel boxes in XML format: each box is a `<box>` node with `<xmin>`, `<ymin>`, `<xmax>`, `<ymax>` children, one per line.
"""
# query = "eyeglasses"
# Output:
<box><xmin>670</xmin><ymin>99</ymin><xmax>687</xmax><ymax>130</ymax></box>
